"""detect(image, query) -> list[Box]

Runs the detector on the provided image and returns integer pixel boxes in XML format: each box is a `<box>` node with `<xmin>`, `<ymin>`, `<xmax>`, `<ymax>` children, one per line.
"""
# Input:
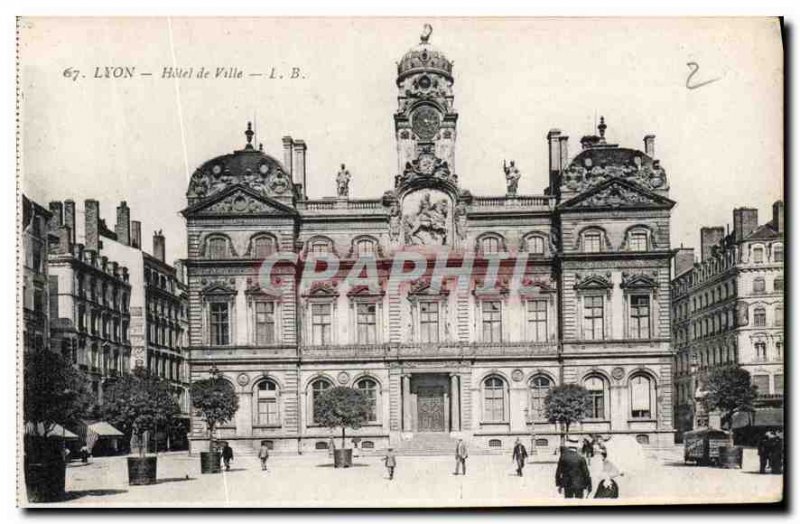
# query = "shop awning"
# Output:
<box><xmin>731</xmin><ymin>408</ymin><xmax>783</xmax><ymax>429</ymax></box>
<box><xmin>25</xmin><ymin>422</ymin><xmax>79</xmax><ymax>439</ymax></box>
<box><xmin>87</xmin><ymin>421</ymin><xmax>124</xmax><ymax>437</ymax></box>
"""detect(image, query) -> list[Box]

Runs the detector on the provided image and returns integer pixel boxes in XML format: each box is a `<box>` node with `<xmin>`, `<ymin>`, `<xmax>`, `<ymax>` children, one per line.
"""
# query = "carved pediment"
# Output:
<box><xmin>574</xmin><ymin>272</ymin><xmax>613</xmax><ymax>290</ymax></box>
<box><xmin>621</xmin><ymin>271</ymin><xmax>658</xmax><ymax>289</ymax></box>
<box><xmin>347</xmin><ymin>284</ymin><xmax>385</xmax><ymax>298</ymax></box>
<box><xmin>519</xmin><ymin>277</ymin><xmax>556</xmax><ymax>296</ymax></box>
<box><xmin>245</xmin><ymin>277</ymin><xmax>283</xmax><ymax>298</ymax></box>
<box><xmin>183</xmin><ymin>185</ymin><xmax>298</xmax><ymax>217</ymax></box>
<box><xmin>407</xmin><ymin>278</ymin><xmax>450</xmax><ymax>297</ymax></box>
<box><xmin>560</xmin><ymin>178</ymin><xmax>675</xmax><ymax>211</ymax></box>
<box><xmin>473</xmin><ymin>277</ymin><xmax>510</xmax><ymax>296</ymax></box>
<box><xmin>302</xmin><ymin>281</ymin><xmax>339</xmax><ymax>298</ymax></box>
<box><xmin>200</xmin><ymin>277</ymin><xmax>236</xmax><ymax>296</ymax></box>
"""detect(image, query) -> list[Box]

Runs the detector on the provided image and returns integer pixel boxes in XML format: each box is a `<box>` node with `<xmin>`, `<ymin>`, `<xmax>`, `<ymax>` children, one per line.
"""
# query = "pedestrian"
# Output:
<box><xmin>581</xmin><ymin>437</ymin><xmax>594</xmax><ymax>460</ymax></box>
<box><xmin>594</xmin><ymin>450</ymin><xmax>623</xmax><ymax>499</ymax></box>
<box><xmin>512</xmin><ymin>438</ymin><xmax>528</xmax><ymax>477</ymax></box>
<box><xmin>769</xmin><ymin>431</ymin><xmax>783</xmax><ymax>475</ymax></box>
<box><xmin>80</xmin><ymin>445</ymin><xmax>90</xmax><ymax>464</ymax></box>
<box><xmin>221</xmin><ymin>441</ymin><xmax>234</xmax><ymax>471</ymax></box>
<box><xmin>555</xmin><ymin>446</ymin><xmax>592</xmax><ymax>499</ymax></box>
<box><xmin>454</xmin><ymin>438</ymin><xmax>468</xmax><ymax>475</ymax></box>
<box><xmin>757</xmin><ymin>431</ymin><xmax>773</xmax><ymax>474</ymax></box>
<box><xmin>384</xmin><ymin>447</ymin><xmax>397</xmax><ymax>480</ymax></box>
<box><xmin>258</xmin><ymin>441</ymin><xmax>270</xmax><ymax>471</ymax></box>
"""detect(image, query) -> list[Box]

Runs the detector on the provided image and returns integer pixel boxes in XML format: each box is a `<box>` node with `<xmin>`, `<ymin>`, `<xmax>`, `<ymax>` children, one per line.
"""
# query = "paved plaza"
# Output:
<box><xmin>31</xmin><ymin>447</ymin><xmax>783</xmax><ymax>508</ymax></box>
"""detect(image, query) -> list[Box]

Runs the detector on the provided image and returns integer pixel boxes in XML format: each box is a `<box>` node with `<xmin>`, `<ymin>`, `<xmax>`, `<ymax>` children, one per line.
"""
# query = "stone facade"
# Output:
<box><xmin>185</xmin><ymin>28</ymin><xmax>677</xmax><ymax>454</ymax></box>
<box><xmin>671</xmin><ymin>202</ymin><xmax>784</xmax><ymax>434</ymax></box>
<box><xmin>22</xmin><ymin>195</ymin><xmax>54</xmax><ymax>354</ymax></box>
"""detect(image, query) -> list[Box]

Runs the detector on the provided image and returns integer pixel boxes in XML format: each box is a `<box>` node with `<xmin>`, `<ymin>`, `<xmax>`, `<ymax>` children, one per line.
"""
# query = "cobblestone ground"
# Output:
<box><xmin>33</xmin><ymin>448</ymin><xmax>782</xmax><ymax>508</ymax></box>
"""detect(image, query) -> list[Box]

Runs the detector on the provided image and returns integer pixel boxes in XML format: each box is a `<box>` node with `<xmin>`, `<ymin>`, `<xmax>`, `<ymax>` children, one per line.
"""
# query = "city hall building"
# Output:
<box><xmin>184</xmin><ymin>28</ymin><xmax>677</xmax><ymax>454</ymax></box>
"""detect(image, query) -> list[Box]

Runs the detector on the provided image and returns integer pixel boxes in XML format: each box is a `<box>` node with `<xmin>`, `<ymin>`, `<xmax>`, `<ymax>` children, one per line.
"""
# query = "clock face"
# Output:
<box><xmin>411</xmin><ymin>106</ymin><xmax>441</xmax><ymax>140</ymax></box>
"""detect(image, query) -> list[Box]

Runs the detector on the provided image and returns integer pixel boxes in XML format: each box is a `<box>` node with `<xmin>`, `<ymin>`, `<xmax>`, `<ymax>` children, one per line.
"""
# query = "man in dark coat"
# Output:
<box><xmin>769</xmin><ymin>431</ymin><xmax>783</xmax><ymax>474</ymax></box>
<box><xmin>512</xmin><ymin>438</ymin><xmax>528</xmax><ymax>477</ymax></box>
<box><xmin>555</xmin><ymin>446</ymin><xmax>592</xmax><ymax>498</ymax></box>
<box><xmin>221</xmin><ymin>442</ymin><xmax>234</xmax><ymax>471</ymax></box>
<box><xmin>757</xmin><ymin>431</ymin><xmax>773</xmax><ymax>474</ymax></box>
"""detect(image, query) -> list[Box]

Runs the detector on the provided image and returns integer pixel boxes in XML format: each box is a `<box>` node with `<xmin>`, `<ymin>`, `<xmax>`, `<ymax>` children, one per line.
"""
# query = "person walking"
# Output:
<box><xmin>79</xmin><ymin>445</ymin><xmax>90</xmax><ymax>464</ymax></box>
<box><xmin>555</xmin><ymin>446</ymin><xmax>592</xmax><ymax>499</ymax></box>
<box><xmin>758</xmin><ymin>431</ymin><xmax>774</xmax><ymax>474</ymax></box>
<box><xmin>769</xmin><ymin>431</ymin><xmax>783</xmax><ymax>474</ymax></box>
<box><xmin>512</xmin><ymin>438</ymin><xmax>528</xmax><ymax>477</ymax></box>
<box><xmin>454</xmin><ymin>438</ymin><xmax>468</xmax><ymax>475</ymax></box>
<box><xmin>221</xmin><ymin>442</ymin><xmax>234</xmax><ymax>471</ymax></box>
<box><xmin>594</xmin><ymin>450</ymin><xmax>623</xmax><ymax>498</ymax></box>
<box><xmin>258</xmin><ymin>442</ymin><xmax>270</xmax><ymax>472</ymax></box>
<box><xmin>383</xmin><ymin>447</ymin><xmax>397</xmax><ymax>480</ymax></box>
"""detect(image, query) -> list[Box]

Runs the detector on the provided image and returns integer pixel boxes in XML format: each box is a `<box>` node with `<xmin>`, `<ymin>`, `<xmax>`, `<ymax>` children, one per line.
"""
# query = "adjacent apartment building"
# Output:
<box><xmin>184</xmin><ymin>27</ymin><xmax>677</xmax><ymax>454</ymax></box>
<box><xmin>671</xmin><ymin>202</ymin><xmax>784</xmax><ymax>435</ymax></box>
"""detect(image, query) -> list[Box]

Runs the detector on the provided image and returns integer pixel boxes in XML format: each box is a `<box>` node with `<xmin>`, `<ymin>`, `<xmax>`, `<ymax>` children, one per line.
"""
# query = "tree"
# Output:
<box><xmin>544</xmin><ymin>384</ymin><xmax>591</xmax><ymax>442</ymax></box>
<box><xmin>314</xmin><ymin>386</ymin><xmax>371</xmax><ymax>448</ymax></box>
<box><xmin>190</xmin><ymin>369</ymin><xmax>239</xmax><ymax>452</ymax></box>
<box><xmin>705</xmin><ymin>365</ymin><xmax>757</xmax><ymax>430</ymax></box>
<box><xmin>100</xmin><ymin>367</ymin><xmax>182</xmax><ymax>456</ymax></box>
<box><xmin>24</xmin><ymin>350</ymin><xmax>94</xmax><ymax>439</ymax></box>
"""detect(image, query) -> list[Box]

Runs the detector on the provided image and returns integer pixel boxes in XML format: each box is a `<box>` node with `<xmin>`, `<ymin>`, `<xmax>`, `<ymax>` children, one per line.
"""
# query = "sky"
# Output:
<box><xmin>19</xmin><ymin>17</ymin><xmax>783</xmax><ymax>264</ymax></box>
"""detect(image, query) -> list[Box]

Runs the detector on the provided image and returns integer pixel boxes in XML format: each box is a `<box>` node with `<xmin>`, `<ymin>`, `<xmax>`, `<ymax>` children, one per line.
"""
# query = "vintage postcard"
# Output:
<box><xmin>18</xmin><ymin>17</ymin><xmax>784</xmax><ymax>507</ymax></box>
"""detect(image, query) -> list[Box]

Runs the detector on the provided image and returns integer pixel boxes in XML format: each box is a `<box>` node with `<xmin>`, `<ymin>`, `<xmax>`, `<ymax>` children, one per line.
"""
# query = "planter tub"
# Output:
<box><xmin>333</xmin><ymin>448</ymin><xmax>353</xmax><ymax>468</ymax></box>
<box><xmin>200</xmin><ymin>451</ymin><xmax>222</xmax><ymax>474</ymax></box>
<box><xmin>127</xmin><ymin>456</ymin><xmax>158</xmax><ymax>485</ymax></box>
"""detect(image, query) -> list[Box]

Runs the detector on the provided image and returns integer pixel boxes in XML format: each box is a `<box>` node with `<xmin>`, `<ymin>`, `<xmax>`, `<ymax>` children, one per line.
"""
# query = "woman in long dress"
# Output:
<box><xmin>594</xmin><ymin>450</ymin><xmax>624</xmax><ymax>498</ymax></box>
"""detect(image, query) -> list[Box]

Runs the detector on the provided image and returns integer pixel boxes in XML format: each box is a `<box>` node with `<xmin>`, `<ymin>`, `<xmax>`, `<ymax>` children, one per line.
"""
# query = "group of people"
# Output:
<box><xmin>218</xmin><ymin>441</ymin><xmax>271</xmax><ymax>472</ymax></box>
<box><xmin>555</xmin><ymin>442</ymin><xmax>623</xmax><ymax>499</ymax></box>
<box><xmin>757</xmin><ymin>430</ymin><xmax>784</xmax><ymax>474</ymax></box>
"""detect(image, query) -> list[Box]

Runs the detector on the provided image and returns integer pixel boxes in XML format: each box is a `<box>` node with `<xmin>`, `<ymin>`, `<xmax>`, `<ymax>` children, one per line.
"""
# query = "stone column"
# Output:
<box><xmin>402</xmin><ymin>375</ymin><xmax>411</xmax><ymax>432</ymax></box>
<box><xmin>450</xmin><ymin>374</ymin><xmax>461</xmax><ymax>432</ymax></box>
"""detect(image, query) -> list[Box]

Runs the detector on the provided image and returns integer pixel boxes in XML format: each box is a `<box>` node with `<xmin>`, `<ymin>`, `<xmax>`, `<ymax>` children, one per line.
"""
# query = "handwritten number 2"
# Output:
<box><xmin>686</xmin><ymin>62</ymin><xmax>719</xmax><ymax>90</ymax></box>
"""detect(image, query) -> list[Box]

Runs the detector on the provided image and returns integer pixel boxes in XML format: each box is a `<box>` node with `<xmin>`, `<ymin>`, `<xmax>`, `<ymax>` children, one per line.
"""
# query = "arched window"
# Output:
<box><xmin>354</xmin><ymin>237</ymin><xmax>377</xmax><ymax>257</ymax></box>
<box><xmin>753</xmin><ymin>247</ymin><xmax>764</xmax><ymax>263</ymax></box>
<box><xmin>356</xmin><ymin>378</ymin><xmax>379</xmax><ymax>422</ymax></box>
<box><xmin>584</xmin><ymin>375</ymin><xmax>607</xmax><ymax>419</ymax></box>
<box><xmin>310</xmin><ymin>379</ymin><xmax>332</xmax><ymax>424</ymax></box>
<box><xmin>753</xmin><ymin>306</ymin><xmax>766</xmax><ymax>327</ymax></box>
<box><xmin>529</xmin><ymin>375</ymin><xmax>552</xmax><ymax>421</ymax></box>
<box><xmin>626</xmin><ymin>228</ymin><xmax>650</xmax><ymax>252</ymax></box>
<box><xmin>774</xmin><ymin>245</ymin><xmax>783</xmax><ymax>263</ymax></box>
<box><xmin>581</xmin><ymin>229</ymin><xmax>605</xmax><ymax>253</ymax></box>
<box><xmin>630</xmin><ymin>374</ymin><xmax>654</xmax><ymax>419</ymax></box>
<box><xmin>753</xmin><ymin>277</ymin><xmax>766</xmax><ymax>294</ymax></box>
<box><xmin>206</xmin><ymin>236</ymin><xmax>230</xmax><ymax>259</ymax></box>
<box><xmin>251</xmin><ymin>235</ymin><xmax>276</xmax><ymax>259</ymax></box>
<box><xmin>308</xmin><ymin>237</ymin><xmax>333</xmax><ymax>255</ymax></box>
<box><xmin>483</xmin><ymin>376</ymin><xmax>506</xmax><ymax>422</ymax></box>
<box><xmin>479</xmin><ymin>235</ymin><xmax>504</xmax><ymax>254</ymax></box>
<box><xmin>524</xmin><ymin>235</ymin><xmax>546</xmax><ymax>255</ymax></box>
<box><xmin>255</xmin><ymin>379</ymin><xmax>280</xmax><ymax>426</ymax></box>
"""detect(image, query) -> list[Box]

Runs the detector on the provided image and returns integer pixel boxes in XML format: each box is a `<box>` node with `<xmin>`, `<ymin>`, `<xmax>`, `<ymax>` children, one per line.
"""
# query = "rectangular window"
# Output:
<box><xmin>356</xmin><ymin>303</ymin><xmax>377</xmax><ymax>344</ymax></box>
<box><xmin>583</xmin><ymin>296</ymin><xmax>604</xmax><ymax>340</ymax></box>
<box><xmin>584</xmin><ymin>233</ymin><xmax>601</xmax><ymax>253</ymax></box>
<box><xmin>753</xmin><ymin>247</ymin><xmax>764</xmax><ymax>263</ymax></box>
<box><xmin>754</xmin><ymin>342</ymin><xmax>767</xmax><ymax>361</ymax></box>
<box><xmin>311</xmin><ymin>303</ymin><xmax>332</xmax><ymax>345</ymax></box>
<box><xmin>629</xmin><ymin>295</ymin><xmax>651</xmax><ymax>339</ymax></box>
<box><xmin>774</xmin><ymin>374</ymin><xmax>784</xmax><ymax>395</ymax></box>
<box><xmin>629</xmin><ymin>232</ymin><xmax>648</xmax><ymax>251</ymax></box>
<box><xmin>255</xmin><ymin>301</ymin><xmax>276</xmax><ymax>345</ymax></box>
<box><xmin>481</xmin><ymin>301</ymin><xmax>502</xmax><ymax>342</ymax></box>
<box><xmin>526</xmin><ymin>300</ymin><xmax>548</xmax><ymax>342</ymax></box>
<box><xmin>419</xmin><ymin>301</ymin><xmax>439</xmax><ymax>343</ymax></box>
<box><xmin>257</xmin><ymin>399</ymin><xmax>279</xmax><ymax>426</ymax></box>
<box><xmin>210</xmin><ymin>302</ymin><xmax>230</xmax><ymax>346</ymax></box>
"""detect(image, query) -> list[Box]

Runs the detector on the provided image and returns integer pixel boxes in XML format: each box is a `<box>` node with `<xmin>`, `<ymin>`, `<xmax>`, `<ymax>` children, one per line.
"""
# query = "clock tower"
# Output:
<box><xmin>394</xmin><ymin>24</ymin><xmax>458</xmax><ymax>187</ymax></box>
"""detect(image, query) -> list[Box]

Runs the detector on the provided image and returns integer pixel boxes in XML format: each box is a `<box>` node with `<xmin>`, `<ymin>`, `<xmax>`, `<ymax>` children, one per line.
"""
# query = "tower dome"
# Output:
<box><xmin>397</xmin><ymin>24</ymin><xmax>453</xmax><ymax>83</ymax></box>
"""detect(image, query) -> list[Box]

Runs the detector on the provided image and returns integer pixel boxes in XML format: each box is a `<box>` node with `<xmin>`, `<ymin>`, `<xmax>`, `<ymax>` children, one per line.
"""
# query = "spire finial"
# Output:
<box><xmin>421</xmin><ymin>23</ymin><xmax>432</xmax><ymax>44</ymax></box>
<box><xmin>245</xmin><ymin>121</ymin><xmax>254</xmax><ymax>148</ymax></box>
<box><xmin>598</xmin><ymin>116</ymin><xmax>607</xmax><ymax>140</ymax></box>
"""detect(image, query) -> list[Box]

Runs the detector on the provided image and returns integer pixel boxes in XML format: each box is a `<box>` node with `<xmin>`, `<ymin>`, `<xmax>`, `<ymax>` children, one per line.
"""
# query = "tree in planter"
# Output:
<box><xmin>705</xmin><ymin>365</ymin><xmax>757</xmax><ymax>430</ymax></box>
<box><xmin>544</xmin><ymin>384</ymin><xmax>591</xmax><ymax>444</ymax></box>
<box><xmin>100</xmin><ymin>367</ymin><xmax>182</xmax><ymax>457</ymax></box>
<box><xmin>314</xmin><ymin>386</ymin><xmax>371</xmax><ymax>449</ymax></box>
<box><xmin>190</xmin><ymin>370</ymin><xmax>239</xmax><ymax>451</ymax></box>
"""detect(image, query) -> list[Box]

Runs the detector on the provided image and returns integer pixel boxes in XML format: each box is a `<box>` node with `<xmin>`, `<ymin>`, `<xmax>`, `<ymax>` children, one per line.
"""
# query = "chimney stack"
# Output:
<box><xmin>131</xmin><ymin>220</ymin><xmax>142</xmax><ymax>249</ymax></box>
<box><xmin>674</xmin><ymin>247</ymin><xmax>695</xmax><ymax>276</ymax></box>
<box><xmin>733</xmin><ymin>208</ymin><xmax>759</xmax><ymax>242</ymax></box>
<box><xmin>772</xmin><ymin>200</ymin><xmax>784</xmax><ymax>234</ymax></box>
<box><xmin>293</xmin><ymin>139</ymin><xmax>307</xmax><ymax>194</ymax></box>
<box><xmin>282</xmin><ymin>136</ymin><xmax>294</xmax><ymax>178</ymax></box>
<box><xmin>547</xmin><ymin>129</ymin><xmax>562</xmax><ymax>195</ymax></box>
<box><xmin>115</xmin><ymin>201</ymin><xmax>131</xmax><ymax>246</ymax></box>
<box><xmin>56</xmin><ymin>226</ymin><xmax>72</xmax><ymax>255</ymax></box>
<box><xmin>84</xmin><ymin>199</ymin><xmax>100</xmax><ymax>251</ymax></box>
<box><xmin>64</xmin><ymin>200</ymin><xmax>76</xmax><ymax>244</ymax></box>
<box><xmin>700</xmin><ymin>227</ymin><xmax>725</xmax><ymax>261</ymax></box>
<box><xmin>48</xmin><ymin>201</ymin><xmax>63</xmax><ymax>232</ymax></box>
<box><xmin>644</xmin><ymin>134</ymin><xmax>655</xmax><ymax>157</ymax></box>
<box><xmin>559</xmin><ymin>135</ymin><xmax>569</xmax><ymax>169</ymax></box>
<box><xmin>153</xmin><ymin>230</ymin><xmax>165</xmax><ymax>262</ymax></box>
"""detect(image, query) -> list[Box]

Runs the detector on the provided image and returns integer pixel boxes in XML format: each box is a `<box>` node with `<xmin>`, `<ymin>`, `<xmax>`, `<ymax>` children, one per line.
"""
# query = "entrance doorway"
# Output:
<box><xmin>417</xmin><ymin>386</ymin><xmax>445</xmax><ymax>432</ymax></box>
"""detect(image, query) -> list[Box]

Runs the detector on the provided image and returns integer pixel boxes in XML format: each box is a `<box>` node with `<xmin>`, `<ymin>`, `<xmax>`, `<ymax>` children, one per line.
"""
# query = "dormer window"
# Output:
<box><xmin>582</xmin><ymin>230</ymin><xmax>603</xmax><ymax>253</ymax></box>
<box><xmin>774</xmin><ymin>245</ymin><xmax>784</xmax><ymax>263</ymax></box>
<box><xmin>308</xmin><ymin>237</ymin><xmax>334</xmax><ymax>255</ymax></box>
<box><xmin>251</xmin><ymin>235</ymin><xmax>276</xmax><ymax>259</ymax></box>
<box><xmin>628</xmin><ymin>231</ymin><xmax>648</xmax><ymax>252</ymax></box>
<box><xmin>478</xmin><ymin>234</ymin><xmax>505</xmax><ymax>254</ymax></box>
<box><xmin>354</xmin><ymin>237</ymin><xmax>377</xmax><ymax>257</ymax></box>
<box><xmin>523</xmin><ymin>234</ymin><xmax>546</xmax><ymax>255</ymax></box>
<box><xmin>206</xmin><ymin>236</ymin><xmax>231</xmax><ymax>259</ymax></box>
<box><xmin>753</xmin><ymin>246</ymin><xmax>764</xmax><ymax>263</ymax></box>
